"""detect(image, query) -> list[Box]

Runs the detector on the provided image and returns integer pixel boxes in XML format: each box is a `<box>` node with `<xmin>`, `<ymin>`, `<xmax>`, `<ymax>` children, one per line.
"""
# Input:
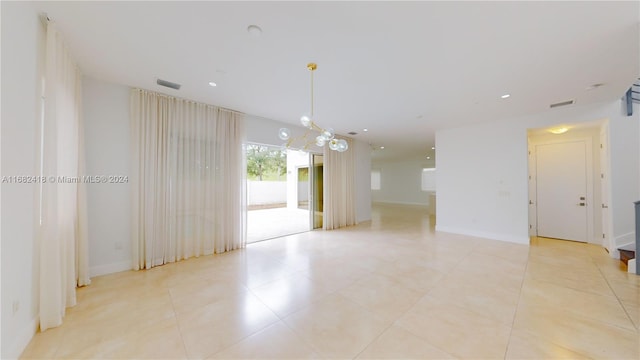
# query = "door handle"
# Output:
<box><xmin>602</xmin><ymin>204</ymin><xmax>608</xmax><ymax>209</ymax></box>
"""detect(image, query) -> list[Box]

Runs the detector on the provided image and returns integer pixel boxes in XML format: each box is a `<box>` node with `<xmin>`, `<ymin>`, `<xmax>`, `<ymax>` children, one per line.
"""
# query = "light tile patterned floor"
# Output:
<box><xmin>21</xmin><ymin>204</ymin><xmax>639</xmax><ymax>359</ymax></box>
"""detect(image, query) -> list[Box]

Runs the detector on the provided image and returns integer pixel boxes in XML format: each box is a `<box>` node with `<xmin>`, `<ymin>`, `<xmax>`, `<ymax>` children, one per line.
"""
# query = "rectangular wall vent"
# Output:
<box><xmin>156</xmin><ymin>78</ymin><xmax>181</xmax><ymax>90</ymax></box>
<box><xmin>549</xmin><ymin>99</ymin><xmax>574</xmax><ymax>108</ymax></box>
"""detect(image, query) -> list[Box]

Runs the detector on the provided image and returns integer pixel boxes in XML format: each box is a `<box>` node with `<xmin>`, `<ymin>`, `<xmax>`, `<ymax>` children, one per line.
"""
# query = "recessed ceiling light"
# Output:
<box><xmin>208</xmin><ymin>82</ymin><xmax>217</xmax><ymax>87</ymax></box>
<box><xmin>247</xmin><ymin>25</ymin><xmax>262</xmax><ymax>38</ymax></box>
<box><xmin>380</xmin><ymin>146</ymin><xmax>385</xmax><ymax>149</ymax></box>
<box><xmin>363</xmin><ymin>128</ymin><xmax>368</xmax><ymax>132</ymax></box>
<box><xmin>427</xmin><ymin>156</ymin><xmax>431</xmax><ymax>159</ymax></box>
<box><xmin>549</xmin><ymin>127</ymin><xmax>569</xmax><ymax>134</ymax></box>
<box><xmin>431</xmin><ymin>146</ymin><xmax>435</xmax><ymax>150</ymax></box>
<box><xmin>501</xmin><ymin>94</ymin><xmax>511</xmax><ymax>99</ymax></box>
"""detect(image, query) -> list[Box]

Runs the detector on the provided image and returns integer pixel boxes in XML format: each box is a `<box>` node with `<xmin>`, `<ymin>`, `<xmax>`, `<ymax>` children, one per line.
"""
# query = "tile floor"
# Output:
<box><xmin>21</xmin><ymin>204</ymin><xmax>639</xmax><ymax>359</ymax></box>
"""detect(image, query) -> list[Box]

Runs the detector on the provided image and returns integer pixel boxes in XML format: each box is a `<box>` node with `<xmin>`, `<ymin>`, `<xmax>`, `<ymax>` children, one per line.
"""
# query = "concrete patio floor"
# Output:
<box><xmin>247</xmin><ymin>207</ymin><xmax>310</xmax><ymax>243</ymax></box>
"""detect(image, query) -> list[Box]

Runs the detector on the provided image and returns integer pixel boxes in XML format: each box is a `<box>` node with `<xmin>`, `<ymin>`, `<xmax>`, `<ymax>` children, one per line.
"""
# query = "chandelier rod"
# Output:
<box><xmin>308</xmin><ymin>63</ymin><xmax>317</xmax><ymax>117</ymax></box>
<box><xmin>277</xmin><ymin>62</ymin><xmax>348</xmax><ymax>152</ymax></box>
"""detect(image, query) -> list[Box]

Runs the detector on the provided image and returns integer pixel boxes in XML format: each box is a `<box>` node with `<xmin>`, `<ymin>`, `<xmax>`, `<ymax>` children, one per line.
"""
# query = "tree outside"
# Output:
<box><xmin>246</xmin><ymin>144</ymin><xmax>287</xmax><ymax>181</ymax></box>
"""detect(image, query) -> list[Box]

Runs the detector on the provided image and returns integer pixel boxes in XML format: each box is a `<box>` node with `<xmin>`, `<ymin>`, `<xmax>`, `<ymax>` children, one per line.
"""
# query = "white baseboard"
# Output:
<box><xmin>373</xmin><ymin>201</ymin><xmax>428</xmax><ymax>207</ymax></box>
<box><xmin>89</xmin><ymin>261</ymin><xmax>131</xmax><ymax>277</ymax></box>
<box><xmin>5</xmin><ymin>316</ymin><xmax>38</xmax><ymax>359</ymax></box>
<box><xmin>435</xmin><ymin>225</ymin><xmax>530</xmax><ymax>245</ymax></box>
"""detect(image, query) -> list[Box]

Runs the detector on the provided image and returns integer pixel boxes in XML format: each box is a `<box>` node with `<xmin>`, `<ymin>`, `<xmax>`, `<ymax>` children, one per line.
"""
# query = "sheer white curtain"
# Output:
<box><xmin>131</xmin><ymin>89</ymin><xmax>246</xmax><ymax>270</ymax></box>
<box><xmin>323</xmin><ymin>137</ymin><xmax>356</xmax><ymax>230</ymax></box>
<box><xmin>39</xmin><ymin>22</ymin><xmax>90</xmax><ymax>331</ymax></box>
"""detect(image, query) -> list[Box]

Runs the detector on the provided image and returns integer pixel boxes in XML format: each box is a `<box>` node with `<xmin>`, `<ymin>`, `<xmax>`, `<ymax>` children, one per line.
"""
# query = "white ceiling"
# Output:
<box><xmin>33</xmin><ymin>1</ymin><xmax>639</xmax><ymax>161</ymax></box>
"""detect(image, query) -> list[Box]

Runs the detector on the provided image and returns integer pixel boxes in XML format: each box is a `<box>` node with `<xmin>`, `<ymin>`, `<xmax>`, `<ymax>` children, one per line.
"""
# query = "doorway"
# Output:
<box><xmin>245</xmin><ymin>145</ymin><xmax>324</xmax><ymax>242</ymax></box>
<box><xmin>527</xmin><ymin>124</ymin><xmax>605</xmax><ymax>245</ymax></box>
<box><xmin>246</xmin><ymin>145</ymin><xmax>308</xmax><ymax>242</ymax></box>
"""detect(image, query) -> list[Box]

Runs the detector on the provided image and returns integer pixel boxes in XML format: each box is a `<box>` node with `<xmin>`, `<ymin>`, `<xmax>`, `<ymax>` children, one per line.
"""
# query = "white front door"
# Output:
<box><xmin>536</xmin><ymin>141</ymin><xmax>588</xmax><ymax>242</ymax></box>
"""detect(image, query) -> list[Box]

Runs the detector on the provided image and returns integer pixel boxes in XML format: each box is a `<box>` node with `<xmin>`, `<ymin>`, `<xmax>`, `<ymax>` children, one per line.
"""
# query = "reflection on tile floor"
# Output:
<box><xmin>21</xmin><ymin>204</ymin><xmax>639</xmax><ymax>359</ymax></box>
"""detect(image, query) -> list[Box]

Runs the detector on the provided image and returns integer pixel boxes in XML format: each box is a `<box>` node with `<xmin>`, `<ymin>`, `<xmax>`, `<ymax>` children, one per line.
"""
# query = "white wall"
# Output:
<box><xmin>247</xmin><ymin>181</ymin><xmax>287</xmax><ymax>205</ymax></box>
<box><xmin>286</xmin><ymin>149</ymin><xmax>310</xmax><ymax>209</ymax></box>
<box><xmin>354</xmin><ymin>140</ymin><xmax>372</xmax><ymax>223</ymax></box>
<box><xmin>436</xmin><ymin>100</ymin><xmax>639</xmax><ymax>250</ymax></box>
<box><xmin>1</xmin><ymin>2</ymin><xmax>43</xmax><ymax>357</ymax></box>
<box><xmin>245</xmin><ymin>115</ymin><xmax>309</xmax><ymax>148</ymax></box>
<box><xmin>82</xmin><ymin>77</ymin><xmax>132</xmax><ymax>276</ymax></box>
<box><xmin>371</xmin><ymin>157</ymin><xmax>436</xmax><ymax>206</ymax></box>
<box><xmin>609</xmin><ymin>101</ymin><xmax>640</xmax><ymax>249</ymax></box>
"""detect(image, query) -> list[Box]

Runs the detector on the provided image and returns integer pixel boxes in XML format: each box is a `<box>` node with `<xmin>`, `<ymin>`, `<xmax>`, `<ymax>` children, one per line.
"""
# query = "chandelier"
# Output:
<box><xmin>278</xmin><ymin>63</ymin><xmax>349</xmax><ymax>152</ymax></box>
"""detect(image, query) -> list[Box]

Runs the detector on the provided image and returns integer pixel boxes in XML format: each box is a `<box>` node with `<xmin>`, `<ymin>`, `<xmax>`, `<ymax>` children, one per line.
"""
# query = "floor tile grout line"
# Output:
<box><xmin>198</xmin><ymin>250</ymin><xmax>318</xmax><ymax>358</ymax></box>
<box><xmin>503</xmin><ymin>246</ymin><xmax>532</xmax><ymax>360</ymax></box>
<box><xmin>166</xmin><ymin>287</ymin><xmax>190</xmax><ymax>359</ymax></box>
<box><xmin>392</xmin><ymin>321</ymin><xmax>459</xmax><ymax>360</ymax></box>
<box><xmin>348</xmin><ymin>275</ymin><xmax>430</xmax><ymax>358</ymax></box>
<box><xmin>561</xmin><ymin>292</ymin><xmax>633</xmax><ymax>332</ymax></box>
<box><xmin>350</xmin><ymin>320</ymin><xmax>395</xmax><ymax>360</ymax></box>
<box><xmin>245</xmin><ymin>281</ymin><xmax>333</xmax><ymax>358</ymax></box>
<box><xmin>511</xmin><ymin>238</ymin><xmax>637</xmax><ymax>357</ymax></box>
<box><xmin>200</xmin><ymin>313</ymin><xmax>281</xmax><ymax>359</ymax></box>
<box><xmin>594</xmin><ymin>256</ymin><xmax>639</xmax><ymax>332</ymax></box>
<box><xmin>277</xmin><ymin>314</ymin><xmax>326</xmax><ymax>359</ymax></box>
<box><xmin>505</xmin><ymin>242</ymin><xmax>602</xmax><ymax>360</ymax></box>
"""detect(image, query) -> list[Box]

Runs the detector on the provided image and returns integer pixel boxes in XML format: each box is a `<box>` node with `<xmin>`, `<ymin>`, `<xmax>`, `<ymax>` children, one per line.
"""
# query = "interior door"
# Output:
<box><xmin>536</xmin><ymin>141</ymin><xmax>588</xmax><ymax>242</ymax></box>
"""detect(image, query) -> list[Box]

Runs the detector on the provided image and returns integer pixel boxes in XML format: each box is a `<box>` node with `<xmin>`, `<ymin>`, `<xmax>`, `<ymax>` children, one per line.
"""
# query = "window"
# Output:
<box><xmin>371</xmin><ymin>169</ymin><xmax>381</xmax><ymax>190</ymax></box>
<box><xmin>421</xmin><ymin>168</ymin><xmax>436</xmax><ymax>191</ymax></box>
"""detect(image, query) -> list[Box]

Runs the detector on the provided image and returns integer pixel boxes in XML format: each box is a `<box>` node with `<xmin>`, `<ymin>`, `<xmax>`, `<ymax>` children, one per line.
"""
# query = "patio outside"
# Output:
<box><xmin>246</xmin><ymin>146</ymin><xmax>311</xmax><ymax>243</ymax></box>
<box><xmin>247</xmin><ymin>206</ymin><xmax>309</xmax><ymax>243</ymax></box>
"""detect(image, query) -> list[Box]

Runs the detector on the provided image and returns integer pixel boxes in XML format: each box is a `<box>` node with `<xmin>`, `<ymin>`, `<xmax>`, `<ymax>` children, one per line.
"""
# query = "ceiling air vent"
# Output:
<box><xmin>549</xmin><ymin>99</ymin><xmax>574</xmax><ymax>109</ymax></box>
<box><xmin>156</xmin><ymin>78</ymin><xmax>181</xmax><ymax>90</ymax></box>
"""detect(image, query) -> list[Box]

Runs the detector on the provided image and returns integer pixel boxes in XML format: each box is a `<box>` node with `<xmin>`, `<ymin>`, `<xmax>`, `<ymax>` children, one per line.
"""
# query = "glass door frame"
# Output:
<box><xmin>309</xmin><ymin>152</ymin><xmax>323</xmax><ymax>230</ymax></box>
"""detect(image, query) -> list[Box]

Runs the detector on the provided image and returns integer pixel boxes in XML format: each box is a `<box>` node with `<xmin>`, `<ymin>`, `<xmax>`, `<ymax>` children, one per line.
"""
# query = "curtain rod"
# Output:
<box><xmin>133</xmin><ymin>88</ymin><xmax>245</xmax><ymax>116</ymax></box>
